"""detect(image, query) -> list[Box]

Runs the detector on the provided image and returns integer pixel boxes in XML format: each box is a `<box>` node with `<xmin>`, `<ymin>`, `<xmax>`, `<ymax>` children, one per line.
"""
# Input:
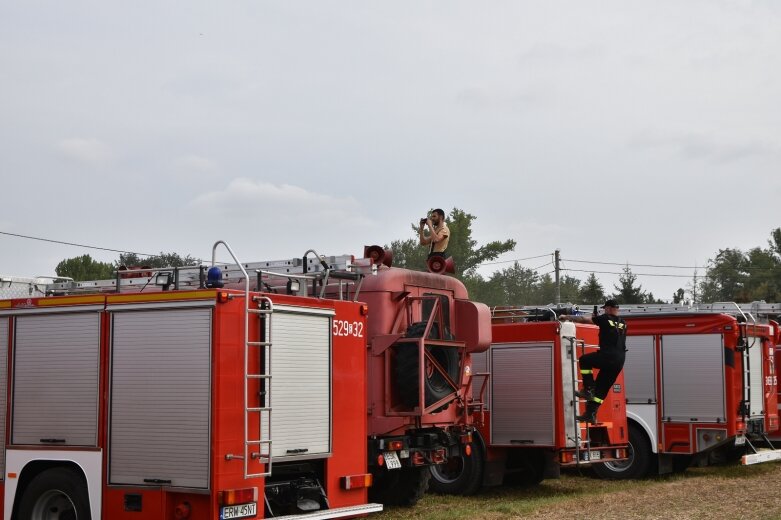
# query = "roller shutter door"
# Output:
<box><xmin>12</xmin><ymin>313</ymin><xmax>100</xmax><ymax>446</ymax></box>
<box><xmin>624</xmin><ymin>336</ymin><xmax>657</xmax><ymax>404</ymax></box>
<box><xmin>268</xmin><ymin>309</ymin><xmax>332</xmax><ymax>459</ymax></box>
<box><xmin>661</xmin><ymin>334</ymin><xmax>725</xmax><ymax>422</ymax></box>
<box><xmin>748</xmin><ymin>338</ymin><xmax>764</xmax><ymax>417</ymax></box>
<box><xmin>491</xmin><ymin>344</ymin><xmax>554</xmax><ymax>446</ymax></box>
<box><xmin>109</xmin><ymin>308</ymin><xmax>211</xmax><ymax>489</ymax></box>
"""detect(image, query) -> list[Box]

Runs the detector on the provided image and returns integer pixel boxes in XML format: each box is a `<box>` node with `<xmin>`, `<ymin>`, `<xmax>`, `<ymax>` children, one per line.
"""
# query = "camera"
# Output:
<box><xmin>420</xmin><ymin>218</ymin><xmax>428</xmax><ymax>226</ymax></box>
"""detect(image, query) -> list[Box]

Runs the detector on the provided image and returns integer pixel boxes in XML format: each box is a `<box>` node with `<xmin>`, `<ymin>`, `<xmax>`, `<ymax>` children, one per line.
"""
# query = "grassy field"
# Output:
<box><xmin>375</xmin><ymin>462</ymin><xmax>781</xmax><ymax>520</ymax></box>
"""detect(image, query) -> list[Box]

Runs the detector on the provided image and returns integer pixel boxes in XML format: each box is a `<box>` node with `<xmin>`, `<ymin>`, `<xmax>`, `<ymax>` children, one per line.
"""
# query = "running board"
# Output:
<box><xmin>742</xmin><ymin>449</ymin><xmax>781</xmax><ymax>465</ymax></box>
<box><xmin>272</xmin><ymin>503</ymin><xmax>384</xmax><ymax>520</ymax></box>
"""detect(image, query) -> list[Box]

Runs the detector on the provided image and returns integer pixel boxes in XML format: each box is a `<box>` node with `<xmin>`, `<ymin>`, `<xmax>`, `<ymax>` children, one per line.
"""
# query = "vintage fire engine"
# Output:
<box><xmin>590</xmin><ymin>302</ymin><xmax>780</xmax><ymax>479</ymax></box>
<box><xmin>0</xmin><ymin>242</ymin><xmax>384</xmax><ymax>520</ymax></box>
<box><xmin>428</xmin><ymin>306</ymin><xmax>628</xmax><ymax>494</ymax></box>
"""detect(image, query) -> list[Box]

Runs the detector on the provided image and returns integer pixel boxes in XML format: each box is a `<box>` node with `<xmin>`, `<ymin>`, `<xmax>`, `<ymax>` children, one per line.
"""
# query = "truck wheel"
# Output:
<box><xmin>18</xmin><ymin>467</ymin><xmax>91</xmax><ymax>520</ymax></box>
<box><xmin>369</xmin><ymin>466</ymin><xmax>430</xmax><ymax>507</ymax></box>
<box><xmin>395</xmin><ymin>343</ymin><xmax>459</xmax><ymax>411</ymax></box>
<box><xmin>593</xmin><ymin>423</ymin><xmax>655</xmax><ymax>479</ymax></box>
<box><xmin>429</xmin><ymin>442</ymin><xmax>484</xmax><ymax>495</ymax></box>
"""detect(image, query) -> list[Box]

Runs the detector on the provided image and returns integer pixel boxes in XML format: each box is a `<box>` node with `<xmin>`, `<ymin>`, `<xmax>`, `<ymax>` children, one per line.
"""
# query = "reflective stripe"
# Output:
<box><xmin>608</xmin><ymin>320</ymin><xmax>615</xmax><ymax>327</ymax></box>
<box><xmin>592</xmin><ymin>396</ymin><xmax>604</xmax><ymax>404</ymax></box>
<box><xmin>580</xmin><ymin>369</ymin><xmax>593</xmax><ymax>375</ymax></box>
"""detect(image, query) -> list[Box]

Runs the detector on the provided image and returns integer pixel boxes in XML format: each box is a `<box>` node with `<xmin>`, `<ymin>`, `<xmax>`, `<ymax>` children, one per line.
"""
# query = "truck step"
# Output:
<box><xmin>742</xmin><ymin>449</ymin><xmax>781</xmax><ymax>465</ymax></box>
<box><xmin>272</xmin><ymin>503</ymin><xmax>384</xmax><ymax>520</ymax></box>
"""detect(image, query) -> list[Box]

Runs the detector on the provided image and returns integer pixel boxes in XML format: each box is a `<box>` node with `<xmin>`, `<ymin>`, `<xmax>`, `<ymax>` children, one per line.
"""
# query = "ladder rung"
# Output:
<box><xmin>248</xmin><ymin>308</ymin><xmax>273</xmax><ymax>315</ymax></box>
<box><xmin>247</xmin><ymin>407</ymin><xmax>272</xmax><ymax>412</ymax></box>
<box><xmin>247</xmin><ymin>440</ymin><xmax>272</xmax><ymax>446</ymax></box>
<box><xmin>247</xmin><ymin>374</ymin><xmax>271</xmax><ymax>379</ymax></box>
<box><xmin>247</xmin><ymin>341</ymin><xmax>272</xmax><ymax>347</ymax></box>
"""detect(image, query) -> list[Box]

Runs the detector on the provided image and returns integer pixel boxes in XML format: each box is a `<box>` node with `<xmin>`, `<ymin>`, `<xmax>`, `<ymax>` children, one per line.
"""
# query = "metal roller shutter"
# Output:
<box><xmin>662</xmin><ymin>334</ymin><xmax>725</xmax><ymax>422</ymax></box>
<box><xmin>12</xmin><ymin>313</ymin><xmax>100</xmax><ymax>446</ymax></box>
<box><xmin>0</xmin><ymin>319</ymin><xmax>8</xmax><ymax>476</ymax></box>
<box><xmin>109</xmin><ymin>308</ymin><xmax>211</xmax><ymax>489</ymax></box>
<box><xmin>268</xmin><ymin>310</ymin><xmax>331</xmax><ymax>459</ymax></box>
<box><xmin>748</xmin><ymin>338</ymin><xmax>764</xmax><ymax>417</ymax></box>
<box><xmin>624</xmin><ymin>336</ymin><xmax>656</xmax><ymax>404</ymax></box>
<box><xmin>491</xmin><ymin>344</ymin><xmax>554</xmax><ymax>446</ymax></box>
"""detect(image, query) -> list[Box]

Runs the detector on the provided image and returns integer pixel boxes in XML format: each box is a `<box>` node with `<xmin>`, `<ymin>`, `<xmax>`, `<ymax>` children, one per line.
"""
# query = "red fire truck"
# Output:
<box><xmin>428</xmin><ymin>306</ymin><xmax>628</xmax><ymax>494</ymax></box>
<box><xmin>591</xmin><ymin>303</ymin><xmax>780</xmax><ymax>479</ymax></box>
<box><xmin>0</xmin><ymin>242</ymin><xmax>384</xmax><ymax>519</ymax></box>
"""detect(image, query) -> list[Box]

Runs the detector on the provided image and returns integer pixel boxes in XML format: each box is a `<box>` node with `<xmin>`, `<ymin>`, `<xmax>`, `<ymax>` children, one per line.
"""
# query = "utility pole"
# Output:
<box><xmin>554</xmin><ymin>249</ymin><xmax>561</xmax><ymax>305</ymax></box>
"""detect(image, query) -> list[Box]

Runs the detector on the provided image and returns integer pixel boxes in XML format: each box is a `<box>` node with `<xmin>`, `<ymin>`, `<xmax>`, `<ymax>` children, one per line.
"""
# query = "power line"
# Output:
<box><xmin>563</xmin><ymin>257</ymin><xmax>777</xmax><ymax>272</ymax></box>
<box><xmin>562</xmin><ymin>267</ymin><xmax>712</xmax><ymax>279</ymax></box>
<box><xmin>564</xmin><ymin>258</ymin><xmax>699</xmax><ymax>269</ymax></box>
<box><xmin>532</xmin><ymin>261</ymin><xmax>553</xmax><ymax>271</ymax></box>
<box><xmin>0</xmin><ymin>230</ymin><xmax>158</xmax><ymax>257</ymax></box>
<box><xmin>479</xmin><ymin>253</ymin><xmax>551</xmax><ymax>267</ymax></box>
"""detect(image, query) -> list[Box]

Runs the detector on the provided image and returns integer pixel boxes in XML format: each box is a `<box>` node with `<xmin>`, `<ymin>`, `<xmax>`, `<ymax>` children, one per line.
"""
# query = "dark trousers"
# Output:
<box><xmin>579</xmin><ymin>351</ymin><xmax>625</xmax><ymax>400</ymax></box>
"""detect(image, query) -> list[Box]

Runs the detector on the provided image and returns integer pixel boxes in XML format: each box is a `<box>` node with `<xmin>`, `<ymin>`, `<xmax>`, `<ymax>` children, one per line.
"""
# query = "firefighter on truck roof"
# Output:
<box><xmin>559</xmin><ymin>299</ymin><xmax>627</xmax><ymax>423</ymax></box>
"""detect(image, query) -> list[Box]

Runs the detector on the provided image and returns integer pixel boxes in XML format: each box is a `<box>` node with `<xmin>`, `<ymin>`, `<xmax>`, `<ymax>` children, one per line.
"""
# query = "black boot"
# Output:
<box><xmin>576</xmin><ymin>402</ymin><xmax>599</xmax><ymax>423</ymax></box>
<box><xmin>574</xmin><ymin>387</ymin><xmax>595</xmax><ymax>400</ymax></box>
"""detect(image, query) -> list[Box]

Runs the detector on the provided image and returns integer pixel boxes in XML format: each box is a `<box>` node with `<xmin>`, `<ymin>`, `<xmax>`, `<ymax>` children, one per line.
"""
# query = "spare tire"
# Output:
<box><xmin>395</xmin><ymin>322</ymin><xmax>460</xmax><ymax>410</ymax></box>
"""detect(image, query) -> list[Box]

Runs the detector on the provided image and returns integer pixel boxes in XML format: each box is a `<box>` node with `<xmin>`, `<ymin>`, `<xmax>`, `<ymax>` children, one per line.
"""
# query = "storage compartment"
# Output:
<box><xmin>12</xmin><ymin>312</ymin><xmax>100</xmax><ymax>446</ymax></box>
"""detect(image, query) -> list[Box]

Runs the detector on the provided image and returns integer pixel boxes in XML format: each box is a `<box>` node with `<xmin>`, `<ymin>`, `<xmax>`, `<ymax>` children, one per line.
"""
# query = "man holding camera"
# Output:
<box><xmin>419</xmin><ymin>208</ymin><xmax>450</xmax><ymax>259</ymax></box>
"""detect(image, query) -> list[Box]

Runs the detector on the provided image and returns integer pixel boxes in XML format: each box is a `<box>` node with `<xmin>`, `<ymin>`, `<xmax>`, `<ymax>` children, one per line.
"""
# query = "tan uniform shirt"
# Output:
<box><xmin>430</xmin><ymin>222</ymin><xmax>450</xmax><ymax>253</ymax></box>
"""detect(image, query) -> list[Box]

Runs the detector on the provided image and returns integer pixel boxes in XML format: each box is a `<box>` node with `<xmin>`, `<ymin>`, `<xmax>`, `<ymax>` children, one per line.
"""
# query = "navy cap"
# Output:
<box><xmin>602</xmin><ymin>299</ymin><xmax>619</xmax><ymax>308</ymax></box>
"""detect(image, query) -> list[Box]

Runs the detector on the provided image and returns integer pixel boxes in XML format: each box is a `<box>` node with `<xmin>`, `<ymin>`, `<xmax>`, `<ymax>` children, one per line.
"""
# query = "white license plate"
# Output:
<box><xmin>589</xmin><ymin>451</ymin><xmax>601</xmax><ymax>461</ymax></box>
<box><xmin>383</xmin><ymin>451</ymin><xmax>402</xmax><ymax>469</ymax></box>
<box><xmin>221</xmin><ymin>502</ymin><xmax>257</xmax><ymax>519</ymax></box>
<box><xmin>735</xmin><ymin>435</ymin><xmax>746</xmax><ymax>446</ymax></box>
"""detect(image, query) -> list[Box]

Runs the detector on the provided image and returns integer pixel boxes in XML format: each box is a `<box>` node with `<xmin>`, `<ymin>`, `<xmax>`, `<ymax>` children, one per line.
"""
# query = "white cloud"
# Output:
<box><xmin>190</xmin><ymin>177</ymin><xmax>372</xmax><ymax>226</ymax></box>
<box><xmin>55</xmin><ymin>138</ymin><xmax>112</xmax><ymax>165</ymax></box>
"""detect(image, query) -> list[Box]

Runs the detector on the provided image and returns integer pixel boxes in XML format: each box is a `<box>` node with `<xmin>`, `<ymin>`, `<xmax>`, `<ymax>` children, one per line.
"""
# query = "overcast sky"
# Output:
<box><xmin>1</xmin><ymin>1</ymin><xmax>779</xmax><ymax>302</ymax></box>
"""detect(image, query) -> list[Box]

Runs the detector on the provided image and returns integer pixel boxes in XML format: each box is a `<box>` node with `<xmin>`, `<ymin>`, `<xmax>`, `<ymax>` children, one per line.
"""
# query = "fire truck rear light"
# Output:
<box><xmin>342</xmin><ymin>473</ymin><xmax>373</xmax><ymax>490</ymax></box>
<box><xmin>411</xmin><ymin>451</ymin><xmax>425</xmax><ymax>465</ymax></box>
<box><xmin>737</xmin><ymin>421</ymin><xmax>746</xmax><ymax>431</ymax></box>
<box><xmin>218</xmin><ymin>292</ymin><xmax>229</xmax><ymax>303</ymax></box>
<box><xmin>218</xmin><ymin>487</ymin><xmax>258</xmax><ymax>506</ymax></box>
<box><xmin>377</xmin><ymin>454</ymin><xmax>385</xmax><ymax>467</ymax></box>
<box><xmin>360</xmin><ymin>304</ymin><xmax>369</xmax><ymax>316</ymax></box>
<box><xmin>387</xmin><ymin>440</ymin><xmax>403</xmax><ymax>451</ymax></box>
<box><xmin>465</xmin><ymin>444</ymin><xmax>472</xmax><ymax>457</ymax></box>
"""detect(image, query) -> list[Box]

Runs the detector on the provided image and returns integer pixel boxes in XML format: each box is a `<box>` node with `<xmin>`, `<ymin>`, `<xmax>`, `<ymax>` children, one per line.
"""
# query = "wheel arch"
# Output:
<box><xmin>5</xmin><ymin>450</ymin><xmax>102</xmax><ymax>520</ymax></box>
<box><xmin>626</xmin><ymin>411</ymin><xmax>658</xmax><ymax>454</ymax></box>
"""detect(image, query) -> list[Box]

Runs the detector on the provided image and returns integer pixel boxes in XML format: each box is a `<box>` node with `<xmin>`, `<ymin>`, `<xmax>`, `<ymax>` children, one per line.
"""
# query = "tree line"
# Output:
<box><xmin>52</xmin><ymin>208</ymin><xmax>780</xmax><ymax>307</ymax></box>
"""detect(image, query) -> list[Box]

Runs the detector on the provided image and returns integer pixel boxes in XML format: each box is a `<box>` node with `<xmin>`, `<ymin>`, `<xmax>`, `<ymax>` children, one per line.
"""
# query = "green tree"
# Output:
<box><xmin>673</xmin><ymin>288</ymin><xmax>685</xmax><ymax>304</ymax></box>
<box><xmin>612</xmin><ymin>265</ymin><xmax>647</xmax><ymax>304</ymax></box>
<box><xmin>118</xmin><ymin>251</ymin><xmax>199</xmax><ymax>268</ymax></box>
<box><xmin>55</xmin><ymin>255</ymin><xmax>114</xmax><ymax>281</ymax></box>
<box><xmin>699</xmin><ymin>248</ymin><xmax>749</xmax><ymax>302</ymax></box>
<box><xmin>482</xmin><ymin>262</ymin><xmax>539</xmax><ymax>306</ymax></box>
<box><xmin>578</xmin><ymin>273</ymin><xmax>606</xmax><ymax>305</ymax></box>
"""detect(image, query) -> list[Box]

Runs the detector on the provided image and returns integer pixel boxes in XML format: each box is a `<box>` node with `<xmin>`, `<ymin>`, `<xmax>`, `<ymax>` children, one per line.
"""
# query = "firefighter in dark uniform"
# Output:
<box><xmin>559</xmin><ymin>299</ymin><xmax>627</xmax><ymax>423</ymax></box>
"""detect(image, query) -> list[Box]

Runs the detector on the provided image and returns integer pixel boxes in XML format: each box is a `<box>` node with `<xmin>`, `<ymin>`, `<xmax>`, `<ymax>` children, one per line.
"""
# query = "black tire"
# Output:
<box><xmin>395</xmin><ymin>323</ymin><xmax>460</xmax><ymax>410</ymax></box>
<box><xmin>429</xmin><ymin>442</ymin><xmax>485</xmax><ymax>495</ymax></box>
<box><xmin>369</xmin><ymin>466</ymin><xmax>430</xmax><ymax>507</ymax></box>
<box><xmin>593</xmin><ymin>423</ymin><xmax>655</xmax><ymax>480</ymax></box>
<box><xmin>18</xmin><ymin>467</ymin><xmax>91</xmax><ymax>520</ymax></box>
